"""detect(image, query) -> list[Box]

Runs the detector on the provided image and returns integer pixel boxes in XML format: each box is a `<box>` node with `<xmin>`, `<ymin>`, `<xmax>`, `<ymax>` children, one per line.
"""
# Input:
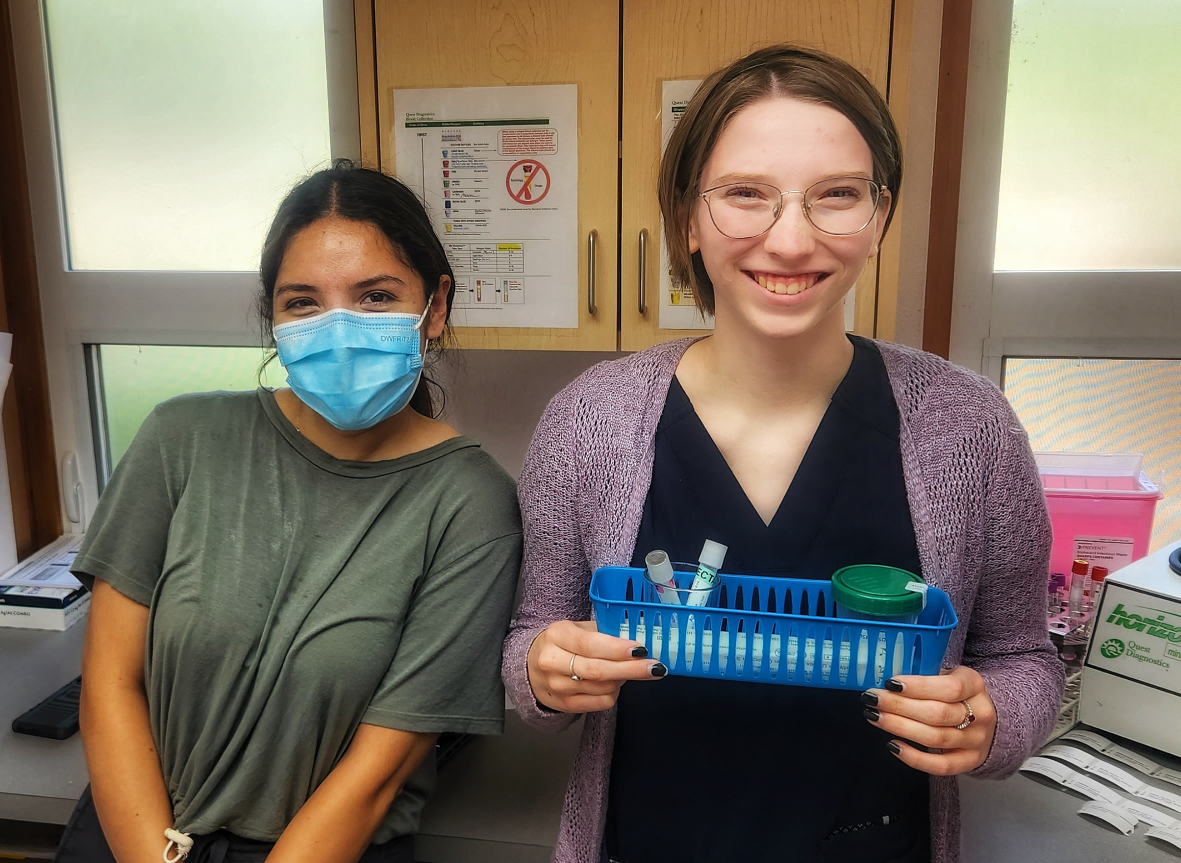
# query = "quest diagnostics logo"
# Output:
<box><xmin>1100</xmin><ymin>638</ymin><xmax>1125</xmax><ymax>659</ymax></box>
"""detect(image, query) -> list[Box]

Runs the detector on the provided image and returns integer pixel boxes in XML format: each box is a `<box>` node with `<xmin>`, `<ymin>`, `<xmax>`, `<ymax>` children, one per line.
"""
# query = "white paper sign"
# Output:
<box><xmin>1075</xmin><ymin>535</ymin><xmax>1135</xmax><ymax>571</ymax></box>
<box><xmin>658</xmin><ymin>79</ymin><xmax>712</xmax><ymax>331</ymax></box>
<box><xmin>393</xmin><ymin>85</ymin><xmax>579</xmax><ymax>328</ymax></box>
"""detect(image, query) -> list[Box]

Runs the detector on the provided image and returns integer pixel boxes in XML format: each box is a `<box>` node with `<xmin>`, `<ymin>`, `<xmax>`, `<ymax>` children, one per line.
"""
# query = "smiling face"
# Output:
<box><xmin>688</xmin><ymin>96</ymin><xmax>890</xmax><ymax>341</ymax></box>
<box><xmin>272</xmin><ymin>215</ymin><xmax>449</xmax><ymax>339</ymax></box>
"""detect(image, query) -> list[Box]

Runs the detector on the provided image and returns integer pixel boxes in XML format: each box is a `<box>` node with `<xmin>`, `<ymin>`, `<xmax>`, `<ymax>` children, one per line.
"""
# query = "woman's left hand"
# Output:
<box><xmin>861</xmin><ymin>665</ymin><xmax>997</xmax><ymax>776</ymax></box>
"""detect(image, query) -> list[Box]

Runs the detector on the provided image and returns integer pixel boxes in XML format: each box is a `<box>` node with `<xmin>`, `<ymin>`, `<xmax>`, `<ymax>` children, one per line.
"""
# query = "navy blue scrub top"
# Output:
<box><xmin>606</xmin><ymin>336</ymin><xmax>930</xmax><ymax>863</ymax></box>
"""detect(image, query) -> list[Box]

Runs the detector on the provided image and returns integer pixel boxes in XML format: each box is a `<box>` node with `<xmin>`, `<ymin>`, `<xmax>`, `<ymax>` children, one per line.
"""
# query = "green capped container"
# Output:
<box><xmin>831</xmin><ymin>564</ymin><xmax>926</xmax><ymax>623</ymax></box>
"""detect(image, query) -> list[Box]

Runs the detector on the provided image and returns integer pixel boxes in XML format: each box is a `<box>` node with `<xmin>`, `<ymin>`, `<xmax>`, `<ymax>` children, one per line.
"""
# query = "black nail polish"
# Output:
<box><xmin>860</xmin><ymin>690</ymin><xmax>879</xmax><ymax>707</ymax></box>
<box><xmin>631</xmin><ymin>646</ymin><xmax>649</xmax><ymax>658</ymax></box>
<box><xmin>650</xmin><ymin>663</ymin><xmax>668</xmax><ymax>678</ymax></box>
<box><xmin>862</xmin><ymin>706</ymin><xmax>880</xmax><ymax>722</ymax></box>
<box><xmin>887</xmin><ymin>740</ymin><xmax>901</xmax><ymax>756</ymax></box>
<box><xmin>885</xmin><ymin>678</ymin><xmax>905</xmax><ymax>693</ymax></box>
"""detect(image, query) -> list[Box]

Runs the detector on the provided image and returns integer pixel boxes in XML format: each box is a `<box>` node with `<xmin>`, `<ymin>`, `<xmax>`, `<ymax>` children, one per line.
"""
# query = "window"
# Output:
<box><xmin>91</xmin><ymin>345</ymin><xmax>288</xmax><ymax>480</ymax></box>
<box><xmin>1003</xmin><ymin>357</ymin><xmax>1181</xmax><ymax>552</ymax></box>
<box><xmin>45</xmin><ymin>0</ymin><xmax>333</xmax><ymax>271</ymax></box>
<box><xmin>12</xmin><ymin>0</ymin><xmax>357</xmax><ymax>524</ymax></box>
<box><xmin>994</xmin><ymin>0</ymin><xmax>1181</xmax><ymax>271</ymax></box>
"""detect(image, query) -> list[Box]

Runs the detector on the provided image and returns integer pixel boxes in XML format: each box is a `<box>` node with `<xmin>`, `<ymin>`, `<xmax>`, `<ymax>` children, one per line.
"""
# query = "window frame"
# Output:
<box><xmin>10</xmin><ymin>0</ymin><xmax>361</xmax><ymax>526</ymax></box>
<box><xmin>949</xmin><ymin>0</ymin><xmax>1181</xmax><ymax>381</ymax></box>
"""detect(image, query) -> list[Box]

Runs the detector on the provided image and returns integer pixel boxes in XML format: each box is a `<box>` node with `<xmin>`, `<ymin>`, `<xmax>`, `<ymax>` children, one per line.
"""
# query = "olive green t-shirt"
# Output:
<box><xmin>72</xmin><ymin>389</ymin><xmax>522</xmax><ymax>843</ymax></box>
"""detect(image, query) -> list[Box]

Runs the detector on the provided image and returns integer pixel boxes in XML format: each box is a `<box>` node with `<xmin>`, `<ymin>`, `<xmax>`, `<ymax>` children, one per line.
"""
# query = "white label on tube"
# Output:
<box><xmin>838</xmin><ymin>637</ymin><xmax>851</xmax><ymax>683</ymax></box>
<box><xmin>769</xmin><ymin>631</ymin><xmax>781</xmax><ymax>674</ymax></box>
<box><xmin>893</xmin><ymin>632</ymin><xmax>906</xmax><ymax>678</ymax></box>
<box><xmin>668</xmin><ymin>615</ymin><xmax>679</xmax><ymax>669</ymax></box>
<box><xmin>735</xmin><ymin>629</ymin><xmax>746</xmax><ymax>671</ymax></box>
<box><xmin>686</xmin><ymin>565</ymin><xmax>719</xmax><ymax>607</ymax></box>
<box><xmin>636</xmin><ymin>612</ymin><xmax>646</xmax><ymax>648</ymax></box>
<box><xmin>752</xmin><ymin>629</ymin><xmax>763</xmax><ymax>673</ymax></box>
<box><xmin>701</xmin><ymin>626</ymin><xmax>712</xmax><ymax>672</ymax></box>
<box><xmin>821</xmin><ymin>637</ymin><xmax>833</xmax><ymax>682</ymax></box>
<box><xmin>804</xmin><ymin>636</ymin><xmax>816</xmax><ymax>680</ymax></box>
<box><xmin>718</xmin><ymin>627</ymin><xmax>730</xmax><ymax>671</ymax></box>
<box><xmin>857</xmin><ymin>630</ymin><xmax>869</xmax><ymax>686</ymax></box>
<box><xmin>619</xmin><ymin>612</ymin><xmax>629</xmax><ymax>641</ymax></box>
<box><xmin>685</xmin><ymin>615</ymin><xmax>696</xmax><ymax>669</ymax></box>
<box><xmin>874</xmin><ymin>631</ymin><xmax>888</xmax><ymax>686</ymax></box>
<box><xmin>651</xmin><ymin>619</ymin><xmax>663</xmax><ymax>664</ymax></box>
<box><xmin>787</xmin><ymin>634</ymin><xmax>798</xmax><ymax>675</ymax></box>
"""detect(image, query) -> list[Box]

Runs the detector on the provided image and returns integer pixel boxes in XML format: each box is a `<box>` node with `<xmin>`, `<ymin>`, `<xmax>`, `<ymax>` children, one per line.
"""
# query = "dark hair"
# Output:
<box><xmin>258</xmin><ymin>159</ymin><xmax>455</xmax><ymax>417</ymax></box>
<box><xmin>658</xmin><ymin>44</ymin><xmax>903</xmax><ymax>316</ymax></box>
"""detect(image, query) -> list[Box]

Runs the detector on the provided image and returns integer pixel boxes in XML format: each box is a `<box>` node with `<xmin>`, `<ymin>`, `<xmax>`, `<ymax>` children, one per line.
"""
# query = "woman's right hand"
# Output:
<box><xmin>527</xmin><ymin>620</ymin><xmax>667</xmax><ymax>713</ymax></box>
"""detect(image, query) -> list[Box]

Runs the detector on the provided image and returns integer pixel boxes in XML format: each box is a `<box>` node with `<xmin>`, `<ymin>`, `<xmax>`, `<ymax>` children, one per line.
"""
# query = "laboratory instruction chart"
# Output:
<box><xmin>660</xmin><ymin>79</ymin><xmax>712</xmax><ymax>331</ymax></box>
<box><xmin>394</xmin><ymin>85</ymin><xmax>579</xmax><ymax>329</ymax></box>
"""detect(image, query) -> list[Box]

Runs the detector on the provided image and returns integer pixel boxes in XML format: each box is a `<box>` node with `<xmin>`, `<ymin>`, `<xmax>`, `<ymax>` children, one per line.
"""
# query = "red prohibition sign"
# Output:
<box><xmin>506</xmin><ymin>158</ymin><xmax>551</xmax><ymax>204</ymax></box>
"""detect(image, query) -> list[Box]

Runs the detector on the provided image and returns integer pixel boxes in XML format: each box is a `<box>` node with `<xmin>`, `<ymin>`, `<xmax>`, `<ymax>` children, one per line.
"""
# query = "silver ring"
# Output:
<box><xmin>569</xmin><ymin>653</ymin><xmax>581</xmax><ymax>682</ymax></box>
<box><xmin>954</xmin><ymin>700</ymin><xmax>975</xmax><ymax>730</ymax></box>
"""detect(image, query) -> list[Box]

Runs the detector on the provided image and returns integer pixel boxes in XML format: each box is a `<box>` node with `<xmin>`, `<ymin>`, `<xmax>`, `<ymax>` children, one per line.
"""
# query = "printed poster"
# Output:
<box><xmin>394</xmin><ymin>84</ymin><xmax>578</xmax><ymax>328</ymax></box>
<box><xmin>659</xmin><ymin>79</ymin><xmax>712</xmax><ymax>331</ymax></box>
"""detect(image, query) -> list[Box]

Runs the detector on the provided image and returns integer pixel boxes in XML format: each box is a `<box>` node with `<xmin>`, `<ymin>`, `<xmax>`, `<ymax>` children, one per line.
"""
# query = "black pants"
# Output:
<box><xmin>56</xmin><ymin>786</ymin><xmax>416</xmax><ymax>863</ymax></box>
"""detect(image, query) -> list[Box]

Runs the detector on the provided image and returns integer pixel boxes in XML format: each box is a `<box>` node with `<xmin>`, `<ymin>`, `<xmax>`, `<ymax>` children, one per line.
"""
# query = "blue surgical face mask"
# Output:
<box><xmin>273</xmin><ymin>302</ymin><xmax>432</xmax><ymax>431</ymax></box>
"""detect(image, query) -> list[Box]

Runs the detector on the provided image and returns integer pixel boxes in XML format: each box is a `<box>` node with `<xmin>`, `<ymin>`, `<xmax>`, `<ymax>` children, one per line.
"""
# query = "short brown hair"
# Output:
<box><xmin>658</xmin><ymin>44</ymin><xmax>902</xmax><ymax>316</ymax></box>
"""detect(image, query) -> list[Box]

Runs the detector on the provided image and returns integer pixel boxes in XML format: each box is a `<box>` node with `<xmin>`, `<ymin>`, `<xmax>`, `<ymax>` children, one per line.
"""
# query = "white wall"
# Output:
<box><xmin>433</xmin><ymin>350</ymin><xmax>624</xmax><ymax>478</ymax></box>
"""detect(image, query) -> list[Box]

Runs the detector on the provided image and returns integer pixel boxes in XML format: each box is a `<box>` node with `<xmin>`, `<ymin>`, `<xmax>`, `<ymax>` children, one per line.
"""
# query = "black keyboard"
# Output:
<box><xmin>13</xmin><ymin>675</ymin><xmax>81</xmax><ymax>739</ymax></box>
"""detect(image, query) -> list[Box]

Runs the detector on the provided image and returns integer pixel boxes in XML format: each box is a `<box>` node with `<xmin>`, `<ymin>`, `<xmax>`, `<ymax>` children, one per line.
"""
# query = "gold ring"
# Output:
<box><xmin>954</xmin><ymin>700</ymin><xmax>975</xmax><ymax>730</ymax></box>
<box><xmin>569</xmin><ymin>653</ymin><xmax>581</xmax><ymax>682</ymax></box>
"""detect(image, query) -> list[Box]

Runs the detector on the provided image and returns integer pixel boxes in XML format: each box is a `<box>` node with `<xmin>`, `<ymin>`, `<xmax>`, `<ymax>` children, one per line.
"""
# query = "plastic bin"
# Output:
<box><xmin>590</xmin><ymin>566</ymin><xmax>958</xmax><ymax>690</ymax></box>
<box><xmin>1036</xmin><ymin>452</ymin><xmax>1162</xmax><ymax>576</ymax></box>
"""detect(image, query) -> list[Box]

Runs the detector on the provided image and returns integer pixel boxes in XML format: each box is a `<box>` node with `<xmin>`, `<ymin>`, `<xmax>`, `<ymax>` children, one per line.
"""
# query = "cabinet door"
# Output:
<box><xmin>373</xmin><ymin>0</ymin><xmax>619</xmax><ymax>350</ymax></box>
<box><xmin>620</xmin><ymin>0</ymin><xmax>894</xmax><ymax>351</ymax></box>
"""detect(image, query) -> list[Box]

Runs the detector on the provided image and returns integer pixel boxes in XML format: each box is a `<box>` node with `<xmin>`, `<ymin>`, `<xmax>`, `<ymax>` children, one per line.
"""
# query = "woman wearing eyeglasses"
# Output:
<box><xmin>503</xmin><ymin>46</ymin><xmax>1062</xmax><ymax>863</ymax></box>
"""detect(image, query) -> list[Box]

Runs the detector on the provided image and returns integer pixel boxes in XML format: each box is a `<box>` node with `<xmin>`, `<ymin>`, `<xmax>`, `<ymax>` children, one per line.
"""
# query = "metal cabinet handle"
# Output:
<box><xmin>587</xmin><ymin>229</ymin><xmax>598</xmax><ymax>316</ymax></box>
<box><xmin>637</xmin><ymin>228</ymin><xmax>649</xmax><ymax>315</ymax></box>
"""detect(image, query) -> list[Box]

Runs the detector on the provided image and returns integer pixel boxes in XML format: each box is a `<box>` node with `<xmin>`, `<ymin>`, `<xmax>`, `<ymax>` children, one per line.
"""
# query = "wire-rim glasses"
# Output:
<box><xmin>699</xmin><ymin>177</ymin><xmax>887</xmax><ymax>239</ymax></box>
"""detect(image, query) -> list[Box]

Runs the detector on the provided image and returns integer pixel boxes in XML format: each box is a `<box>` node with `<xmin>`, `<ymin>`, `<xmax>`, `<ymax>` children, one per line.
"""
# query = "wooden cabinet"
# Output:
<box><xmin>358</xmin><ymin>1</ymin><xmax>902</xmax><ymax>351</ymax></box>
<box><xmin>366</xmin><ymin>0</ymin><xmax>619</xmax><ymax>351</ymax></box>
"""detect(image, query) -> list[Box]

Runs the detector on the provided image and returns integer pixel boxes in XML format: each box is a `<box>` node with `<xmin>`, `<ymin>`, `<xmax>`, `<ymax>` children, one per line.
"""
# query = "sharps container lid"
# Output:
<box><xmin>831</xmin><ymin>564</ymin><xmax>925</xmax><ymax>617</ymax></box>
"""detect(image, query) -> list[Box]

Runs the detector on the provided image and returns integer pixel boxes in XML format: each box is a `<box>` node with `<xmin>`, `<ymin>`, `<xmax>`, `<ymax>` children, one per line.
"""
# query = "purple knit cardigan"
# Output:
<box><xmin>502</xmin><ymin>338</ymin><xmax>1064</xmax><ymax>863</ymax></box>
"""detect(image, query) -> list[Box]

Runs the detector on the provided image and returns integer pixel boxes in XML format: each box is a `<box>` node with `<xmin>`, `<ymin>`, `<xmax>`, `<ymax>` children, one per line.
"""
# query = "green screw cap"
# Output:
<box><xmin>831</xmin><ymin>564</ymin><xmax>925</xmax><ymax>617</ymax></box>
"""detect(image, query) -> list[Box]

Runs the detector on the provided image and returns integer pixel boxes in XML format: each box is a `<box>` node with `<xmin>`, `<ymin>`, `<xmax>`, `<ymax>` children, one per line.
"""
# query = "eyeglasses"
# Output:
<box><xmin>699</xmin><ymin>177</ymin><xmax>887</xmax><ymax>239</ymax></box>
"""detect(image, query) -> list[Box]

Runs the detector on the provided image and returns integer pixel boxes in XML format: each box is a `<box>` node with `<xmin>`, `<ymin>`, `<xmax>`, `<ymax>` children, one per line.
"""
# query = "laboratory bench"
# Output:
<box><xmin>1</xmin><ymin>624</ymin><xmax>1176</xmax><ymax>862</ymax></box>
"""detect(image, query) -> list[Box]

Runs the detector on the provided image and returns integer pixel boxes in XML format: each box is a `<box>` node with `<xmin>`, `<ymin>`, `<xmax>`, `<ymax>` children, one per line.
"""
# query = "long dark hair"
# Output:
<box><xmin>258</xmin><ymin>159</ymin><xmax>455</xmax><ymax>417</ymax></box>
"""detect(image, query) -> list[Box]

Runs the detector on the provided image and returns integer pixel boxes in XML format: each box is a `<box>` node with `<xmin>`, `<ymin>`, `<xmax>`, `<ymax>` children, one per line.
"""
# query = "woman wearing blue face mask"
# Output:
<box><xmin>60</xmin><ymin>161</ymin><xmax>522</xmax><ymax>863</ymax></box>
